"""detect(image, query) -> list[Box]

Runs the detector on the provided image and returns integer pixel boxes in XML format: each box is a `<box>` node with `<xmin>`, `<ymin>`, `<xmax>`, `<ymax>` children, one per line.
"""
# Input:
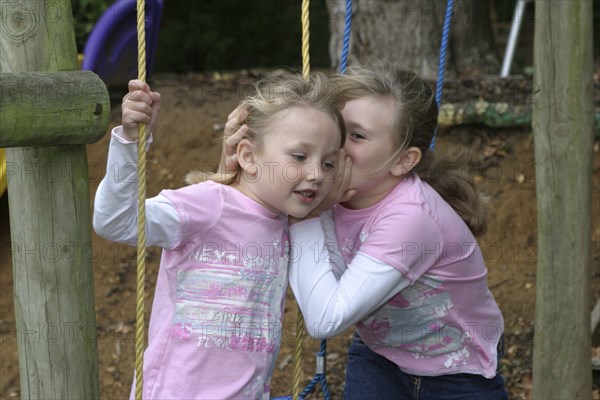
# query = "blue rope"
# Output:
<box><xmin>339</xmin><ymin>0</ymin><xmax>352</xmax><ymax>74</ymax></box>
<box><xmin>298</xmin><ymin>340</ymin><xmax>330</xmax><ymax>399</ymax></box>
<box><xmin>430</xmin><ymin>0</ymin><xmax>454</xmax><ymax>150</ymax></box>
<box><xmin>274</xmin><ymin>340</ymin><xmax>329</xmax><ymax>400</ymax></box>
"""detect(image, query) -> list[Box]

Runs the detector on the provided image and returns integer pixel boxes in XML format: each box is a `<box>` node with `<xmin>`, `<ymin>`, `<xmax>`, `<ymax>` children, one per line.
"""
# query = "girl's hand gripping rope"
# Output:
<box><xmin>122</xmin><ymin>79</ymin><xmax>161</xmax><ymax>141</ymax></box>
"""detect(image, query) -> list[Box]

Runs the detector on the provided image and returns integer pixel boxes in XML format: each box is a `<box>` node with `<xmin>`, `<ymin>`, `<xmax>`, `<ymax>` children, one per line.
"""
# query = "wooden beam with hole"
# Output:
<box><xmin>1</xmin><ymin>0</ymin><xmax>105</xmax><ymax>398</ymax></box>
<box><xmin>0</xmin><ymin>71</ymin><xmax>109</xmax><ymax>147</ymax></box>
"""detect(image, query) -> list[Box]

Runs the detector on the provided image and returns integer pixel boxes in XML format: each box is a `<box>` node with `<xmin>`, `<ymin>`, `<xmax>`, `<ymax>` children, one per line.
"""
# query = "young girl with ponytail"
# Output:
<box><xmin>287</xmin><ymin>62</ymin><xmax>508</xmax><ymax>400</ymax></box>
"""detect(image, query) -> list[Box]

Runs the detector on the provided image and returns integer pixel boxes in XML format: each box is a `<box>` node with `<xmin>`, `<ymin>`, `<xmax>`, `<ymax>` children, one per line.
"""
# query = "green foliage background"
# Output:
<box><xmin>71</xmin><ymin>0</ymin><xmax>599</xmax><ymax>73</ymax></box>
<box><xmin>154</xmin><ymin>0</ymin><xmax>330</xmax><ymax>72</ymax></box>
<box><xmin>71</xmin><ymin>0</ymin><xmax>331</xmax><ymax>72</ymax></box>
<box><xmin>72</xmin><ymin>0</ymin><xmax>114</xmax><ymax>53</ymax></box>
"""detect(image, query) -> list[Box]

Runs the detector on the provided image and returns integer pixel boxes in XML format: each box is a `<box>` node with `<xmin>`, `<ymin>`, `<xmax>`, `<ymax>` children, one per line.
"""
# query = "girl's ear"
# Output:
<box><xmin>237</xmin><ymin>139</ymin><xmax>258</xmax><ymax>176</ymax></box>
<box><xmin>390</xmin><ymin>146</ymin><xmax>422</xmax><ymax>177</ymax></box>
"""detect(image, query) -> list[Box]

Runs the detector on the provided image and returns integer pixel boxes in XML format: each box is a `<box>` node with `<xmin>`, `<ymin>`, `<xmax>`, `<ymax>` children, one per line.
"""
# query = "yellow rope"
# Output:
<box><xmin>293</xmin><ymin>309</ymin><xmax>305</xmax><ymax>400</ymax></box>
<box><xmin>134</xmin><ymin>2</ymin><xmax>311</xmax><ymax>399</ymax></box>
<box><xmin>135</xmin><ymin>0</ymin><xmax>147</xmax><ymax>399</ymax></box>
<box><xmin>301</xmin><ymin>0</ymin><xmax>310</xmax><ymax>81</ymax></box>
<box><xmin>292</xmin><ymin>2</ymin><xmax>310</xmax><ymax>399</ymax></box>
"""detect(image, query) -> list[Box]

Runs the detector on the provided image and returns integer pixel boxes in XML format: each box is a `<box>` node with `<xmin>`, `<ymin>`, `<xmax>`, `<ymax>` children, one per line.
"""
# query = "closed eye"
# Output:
<box><xmin>350</xmin><ymin>132</ymin><xmax>366</xmax><ymax>140</ymax></box>
<box><xmin>292</xmin><ymin>154</ymin><xmax>306</xmax><ymax>162</ymax></box>
<box><xmin>322</xmin><ymin>161</ymin><xmax>336</xmax><ymax>171</ymax></box>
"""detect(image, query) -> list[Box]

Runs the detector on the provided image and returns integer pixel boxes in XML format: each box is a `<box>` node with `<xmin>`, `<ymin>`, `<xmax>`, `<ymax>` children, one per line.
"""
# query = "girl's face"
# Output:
<box><xmin>237</xmin><ymin>106</ymin><xmax>342</xmax><ymax>218</ymax></box>
<box><xmin>341</xmin><ymin>96</ymin><xmax>405</xmax><ymax>209</ymax></box>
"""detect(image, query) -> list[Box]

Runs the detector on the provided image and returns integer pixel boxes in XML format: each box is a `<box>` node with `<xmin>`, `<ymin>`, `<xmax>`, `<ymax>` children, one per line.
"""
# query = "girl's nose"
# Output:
<box><xmin>307</xmin><ymin>163</ymin><xmax>324</xmax><ymax>183</ymax></box>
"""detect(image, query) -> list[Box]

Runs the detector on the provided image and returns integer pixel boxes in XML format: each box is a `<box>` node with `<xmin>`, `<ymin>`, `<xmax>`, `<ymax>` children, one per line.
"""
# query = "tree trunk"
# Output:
<box><xmin>0</xmin><ymin>0</ymin><xmax>101</xmax><ymax>398</ymax></box>
<box><xmin>532</xmin><ymin>1</ymin><xmax>593</xmax><ymax>399</ymax></box>
<box><xmin>329</xmin><ymin>0</ymin><xmax>500</xmax><ymax>79</ymax></box>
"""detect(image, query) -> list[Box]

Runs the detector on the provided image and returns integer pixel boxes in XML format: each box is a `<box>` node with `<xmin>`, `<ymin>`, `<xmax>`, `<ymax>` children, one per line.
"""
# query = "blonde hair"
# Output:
<box><xmin>186</xmin><ymin>71</ymin><xmax>346</xmax><ymax>186</ymax></box>
<box><xmin>332</xmin><ymin>61</ymin><xmax>487</xmax><ymax>234</ymax></box>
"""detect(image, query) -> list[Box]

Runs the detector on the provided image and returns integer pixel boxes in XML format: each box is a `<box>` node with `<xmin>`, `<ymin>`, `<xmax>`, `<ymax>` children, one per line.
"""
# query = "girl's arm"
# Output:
<box><xmin>289</xmin><ymin>218</ymin><xmax>411</xmax><ymax>339</ymax></box>
<box><xmin>319</xmin><ymin>210</ymin><xmax>347</xmax><ymax>279</ymax></box>
<box><xmin>93</xmin><ymin>80</ymin><xmax>180</xmax><ymax>249</ymax></box>
<box><xmin>93</xmin><ymin>127</ymin><xmax>180</xmax><ymax>249</ymax></box>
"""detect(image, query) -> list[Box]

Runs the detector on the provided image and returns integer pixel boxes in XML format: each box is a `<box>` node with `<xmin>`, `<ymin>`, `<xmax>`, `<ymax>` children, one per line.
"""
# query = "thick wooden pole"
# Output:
<box><xmin>0</xmin><ymin>71</ymin><xmax>109</xmax><ymax>147</ymax></box>
<box><xmin>532</xmin><ymin>1</ymin><xmax>593</xmax><ymax>399</ymax></box>
<box><xmin>0</xmin><ymin>1</ymin><xmax>101</xmax><ymax>398</ymax></box>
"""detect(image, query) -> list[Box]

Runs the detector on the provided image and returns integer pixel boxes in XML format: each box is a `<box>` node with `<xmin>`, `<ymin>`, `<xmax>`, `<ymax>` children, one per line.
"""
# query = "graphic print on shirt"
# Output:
<box><xmin>170</xmin><ymin>233</ymin><xmax>289</xmax><ymax>353</ymax></box>
<box><xmin>358</xmin><ymin>275</ymin><xmax>471</xmax><ymax>369</ymax></box>
<box><xmin>340</xmin><ymin>237</ymin><xmax>355</xmax><ymax>259</ymax></box>
<box><xmin>243</xmin><ymin>375</ymin><xmax>268</xmax><ymax>399</ymax></box>
<box><xmin>340</xmin><ymin>230</ymin><xmax>369</xmax><ymax>260</ymax></box>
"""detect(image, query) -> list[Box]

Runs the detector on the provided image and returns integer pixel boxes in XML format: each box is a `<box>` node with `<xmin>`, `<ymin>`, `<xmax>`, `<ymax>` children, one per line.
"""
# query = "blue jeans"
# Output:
<box><xmin>344</xmin><ymin>333</ymin><xmax>509</xmax><ymax>400</ymax></box>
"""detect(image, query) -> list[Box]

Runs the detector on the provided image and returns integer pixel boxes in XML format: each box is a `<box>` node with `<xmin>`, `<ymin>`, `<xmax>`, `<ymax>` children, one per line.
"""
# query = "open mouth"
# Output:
<box><xmin>294</xmin><ymin>190</ymin><xmax>317</xmax><ymax>202</ymax></box>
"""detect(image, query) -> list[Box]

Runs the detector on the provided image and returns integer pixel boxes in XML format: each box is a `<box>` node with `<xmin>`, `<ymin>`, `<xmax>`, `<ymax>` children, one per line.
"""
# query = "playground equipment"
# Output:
<box><xmin>530</xmin><ymin>1</ymin><xmax>593</xmax><ymax>397</ymax></box>
<box><xmin>0</xmin><ymin>1</ymin><xmax>110</xmax><ymax>398</ymax></box>
<box><xmin>82</xmin><ymin>0</ymin><xmax>163</xmax><ymax>87</ymax></box>
<box><xmin>500</xmin><ymin>0</ymin><xmax>534</xmax><ymax>77</ymax></box>
<box><xmin>5</xmin><ymin>0</ymin><xmax>160</xmax><ymax>199</ymax></box>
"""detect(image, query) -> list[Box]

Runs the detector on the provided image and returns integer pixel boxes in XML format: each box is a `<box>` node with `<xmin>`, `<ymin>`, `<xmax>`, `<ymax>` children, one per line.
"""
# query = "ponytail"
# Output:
<box><xmin>416</xmin><ymin>151</ymin><xmax>487</xmax><ymax>235</ymax></box>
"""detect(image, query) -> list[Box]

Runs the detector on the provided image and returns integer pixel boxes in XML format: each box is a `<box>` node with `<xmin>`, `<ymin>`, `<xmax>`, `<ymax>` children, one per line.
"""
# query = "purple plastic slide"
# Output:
<box><xmin>82</xmin><ymin>0</ymin><xmax>163</xmax><ymax>87</ymax></box>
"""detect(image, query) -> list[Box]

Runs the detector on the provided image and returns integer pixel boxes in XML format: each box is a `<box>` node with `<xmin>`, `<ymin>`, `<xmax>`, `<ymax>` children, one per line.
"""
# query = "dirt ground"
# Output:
<box><xmin>1</xmin><ymin>71</ymin><xmax>599</xmax><ymax>400</ymax></box>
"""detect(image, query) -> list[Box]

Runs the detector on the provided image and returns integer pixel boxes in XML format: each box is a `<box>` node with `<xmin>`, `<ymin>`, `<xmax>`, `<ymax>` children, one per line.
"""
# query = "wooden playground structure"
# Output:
<box><xmin>1</xmin><ymin>1</ymin><xmax>108</xmax><ymax>398</ymax></box>
<box><xmin>0</xmin><ymin>0</ymin><xmax>595</xmax><ymax>399</ymax></box>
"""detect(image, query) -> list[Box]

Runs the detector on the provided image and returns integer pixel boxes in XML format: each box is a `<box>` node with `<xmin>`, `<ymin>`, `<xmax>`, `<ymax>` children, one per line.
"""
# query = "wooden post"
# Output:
<box><xmin>0</xmin><ymin>0</ymin><xmax>104</xmax><ymax>398</ymax></box>
<box><xmin>532</xmin><ymin>1</ymin><xmax>593</xmax><ymax>399</ymax></box>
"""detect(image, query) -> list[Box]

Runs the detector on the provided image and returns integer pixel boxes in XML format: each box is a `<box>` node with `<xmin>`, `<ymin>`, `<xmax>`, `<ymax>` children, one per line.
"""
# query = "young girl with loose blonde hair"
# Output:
<box><xmin>93</xmin><ymin>71</ymin><xmax>346</xmax><ymax>399</ymax></box>
<box><xmin>187</xmin><ymin>72</ymin><xmax>345</xmax><ymax>187</ymax></box>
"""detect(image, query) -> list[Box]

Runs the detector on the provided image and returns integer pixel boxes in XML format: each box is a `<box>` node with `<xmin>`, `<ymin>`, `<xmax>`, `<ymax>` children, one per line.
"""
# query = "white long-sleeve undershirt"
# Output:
<box><xmin>289</xmin><ymin>216</ymin><xmax>411</xmax><ymax>340</ymax></box>
<box><xmin>93</xmin><ymin>126</ymin><xmax>181</xmax><ymax>249</ymax></box>
<box><xmin>95</xmin><ymin>129</ymin><xmax>410</xmax><ymax>342</ymax></box>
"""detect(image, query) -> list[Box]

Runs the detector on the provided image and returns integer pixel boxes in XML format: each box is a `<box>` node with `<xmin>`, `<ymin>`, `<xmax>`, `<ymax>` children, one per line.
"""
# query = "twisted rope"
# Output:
<box><xmin>430</xmin><ymin>0</ymin><xmax>454</xmax><ymax>150</ymax></box>
<box><xmin>295</xmin><ymin>5</ymin><xmax>355</xmax><ymax>399</ymax></box>
<box><xmin>293</xmin><ymin>309</ymin><xmax>304</xmax><ymax>400</ymax></box>
<box><xmin>293</xmin><ymin>2</ymin><xmax>310</xmax><ymax>399</ymax></box>
<box><xmin>292</xmin><ymin>2</ymin><xmax>355</xmax><ymax>399</ymax></box>
<box><xmin>301</xmin><ymin>0</ymin><xmax>310</xmax><ymax>80</ymax></box>
<box><xmin>339</xmin><ymin>0</ymin><xmax>352</xmax><ymax>74</ymax></box>
<box><xmin>135</xmin><ymin>0</ymin><xmax>147</xmax><ymax>399</ymax></box>
<box><xmin>299</xmin><ymin>340</ymin><xmax>330</xmax><ymax>399</ymax></box>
